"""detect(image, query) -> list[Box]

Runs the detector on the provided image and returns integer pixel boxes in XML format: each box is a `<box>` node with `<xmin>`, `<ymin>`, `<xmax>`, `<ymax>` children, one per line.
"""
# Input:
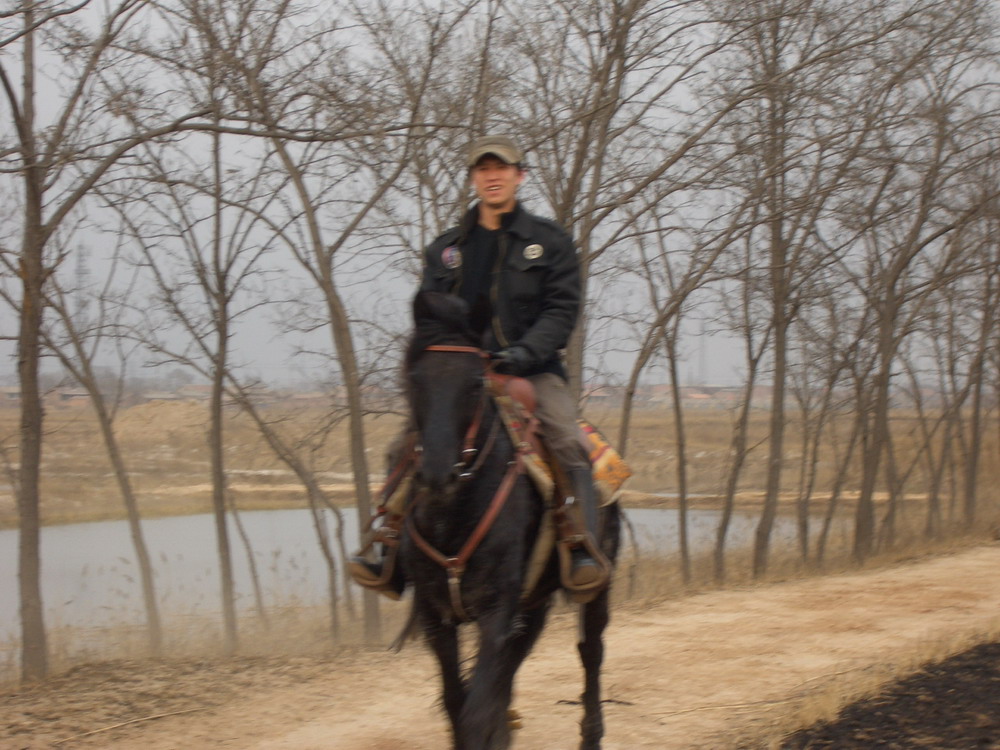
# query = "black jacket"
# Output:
<box><xmin>420</xmin><ymin>202</ymin><xmax>580</xmax><ymax>378</ymax></box>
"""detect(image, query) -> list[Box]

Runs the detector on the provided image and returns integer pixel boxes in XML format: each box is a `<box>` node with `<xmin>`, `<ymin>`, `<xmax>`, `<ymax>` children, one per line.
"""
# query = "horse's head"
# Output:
<box><xmin>406</xmin><ymin>291</ymin><xmax>490</xmax><ymax>496</ymax></box>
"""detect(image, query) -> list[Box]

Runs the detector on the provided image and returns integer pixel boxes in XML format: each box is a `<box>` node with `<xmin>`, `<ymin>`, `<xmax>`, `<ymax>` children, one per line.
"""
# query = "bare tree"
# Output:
<box><xmin>222</xmin><ymin>378</ymin><xmax>353</xmax><ymax>639</ymax></box>
<box><xmin>612</xmin><ymin>202</ymin><xmax>741</xmax><ymax>582</ymax></box>
<box><xmin>696</xmin><ymin>0</ymin><xmax>1000</xmax><ymax>574</ymax></box>
<box><xmin>958</xmin><ymin>216</ymin><xmax>1000</xmax><ymax>526</ymax></box>
<box><xmin>710</xmin><ymin>232</ymin><xmax>773</xmax><ymax>583</ymax></box>
<box><xmin>150</xmin><ymin>0</ymin><xmax>495</xmax><ymax>640</ymax></box>
<box><xmin>502</xmin><ymin>0</ymin><xmax>744</xmax><ymax>396</ymax></box>
<box><xmin>0</xmin><ymin>0</ymin><xmax>214</xmax><ymax>681</ymax></box>
<box><xmin>33</xmin><ymin>238</ymin><xmax>165</xmax><ymax>654</ymax></box>
<box><xmin>838</xmin><ymin>14</ymin><xmax>1000</xmax><ymax>559</ymax></box>
<box><xmin>101</xmin><ymin>121</ymin><xmax>278</xmax><ymax>652</ymax></box>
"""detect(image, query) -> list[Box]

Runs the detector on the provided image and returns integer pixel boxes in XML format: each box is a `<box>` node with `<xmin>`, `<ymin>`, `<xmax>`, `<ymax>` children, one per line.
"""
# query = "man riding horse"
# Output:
<box><xmin>351</xmin><ymin>134</ymin><xmax>607</xmax><ymax>600</ymax></box>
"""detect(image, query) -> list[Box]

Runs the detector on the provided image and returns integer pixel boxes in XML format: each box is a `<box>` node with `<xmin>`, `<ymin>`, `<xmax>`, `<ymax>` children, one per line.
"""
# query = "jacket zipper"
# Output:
<box><xmin>491</xmin><ymin>232</ymin><xmax>509</xmax><ymax>347</ymax></box>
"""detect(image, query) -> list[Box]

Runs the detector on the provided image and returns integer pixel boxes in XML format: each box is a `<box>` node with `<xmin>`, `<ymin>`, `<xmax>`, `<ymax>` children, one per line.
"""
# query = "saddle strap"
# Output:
<box><xmin>406</xmin><ymin>451</ymin><xmax>524</xmax><ymax>621</ymax></box>
<box><xmin>366</xmin><ymin>432</ymin><xmax>419</xmax><ymax>525</ymax></box>
<box><xmin>521</xmin><ymin>509</ymin><xmax>557</xmax><ymax>603</ymax></box>
<box><xmin>491</xmin><ymin>393</ymin><xmax>545</xmax><ymax>488</ymax></box>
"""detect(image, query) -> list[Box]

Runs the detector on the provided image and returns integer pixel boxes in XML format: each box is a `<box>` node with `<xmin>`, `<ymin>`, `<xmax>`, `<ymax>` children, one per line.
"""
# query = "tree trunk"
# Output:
<box><xmin>17</xmin><ymin>231</ymin><xmax>47</xmax><ymax>682</ymax></box>
<box><xmin>752</xmin><ymin>21</ymin><xmax>789</xmax><ymax>579</ymax></box>
<box><xmin>209</xmin><ymin>339</ymin><xmax>238</xmax><ymax>653</ymax></box>
<box><xmin>665</xmin><ymin>329</ymin><xmax>691</xmax><ymax>584</ymax></box>
<box><xmin>962</xmin><ymin>270</ymin><xmax>994</xmax><ymax>526</ymax></box>
<box><xmin>229</xmin><ymin>383</ymin><xmax>350</xmax><ymax>636</ymax></box>
<box><xmin>324</xmin><ymin>289</ymin><xmax>379</xmax><ymax>640</ymax></box>
<box><xmin>91</xmin><ymin>396</ymin><xmax>163</xmax><ymax>654</ymax></box>
<box><xmin>964</xmin><ymin>356</ymin><xmax>985</xmax><ymax>526</ymax></box>
<box><xmin>816</xmin><ymin>410</ymin><xmax>863</xmax><ymax>568</ymax></box>
<box><xmin>855</xmin><ymin>303</ymin><xmax>895</xmax><ymax>562</ymax></box>
<box><xmin>754</xmin><ymin>315</ymin><xmax>786</xmax><ymax>578</ymax></box>
<box><xmin>209</xmin><ymin>123</ymin><xmax>237</xmax><ymax>652</ymax></box>
<box><xmin>16</xmin><ymin>12</ymin><xmax>48</xmax><ymax>681</ymax></box>
<box><xmin>714</xmin><ymin>373</ymin><xmax>757</xmax><ymax>584</ymax></box>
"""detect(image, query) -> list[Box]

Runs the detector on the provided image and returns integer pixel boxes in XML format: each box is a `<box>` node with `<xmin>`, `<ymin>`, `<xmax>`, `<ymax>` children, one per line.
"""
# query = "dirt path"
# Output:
<box><xmin>19</xmin><ymin>544</ymin><xmax>1000</xmax><ymax>750</ymax></box>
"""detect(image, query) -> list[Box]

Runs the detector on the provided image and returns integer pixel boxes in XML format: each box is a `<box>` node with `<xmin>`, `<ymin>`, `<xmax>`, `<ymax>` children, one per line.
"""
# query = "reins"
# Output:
<box><xmin>407</xmin><ymin>344</ymin><xmax>528</xmax><ymax>621</ymax></box>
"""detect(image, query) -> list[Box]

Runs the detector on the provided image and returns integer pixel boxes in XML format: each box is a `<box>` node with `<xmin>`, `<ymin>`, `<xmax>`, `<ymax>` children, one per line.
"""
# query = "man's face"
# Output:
<box><xmin>470</xmin><ymin>155</ymin><xmax>524</xmax><ymax>212</ymax></box>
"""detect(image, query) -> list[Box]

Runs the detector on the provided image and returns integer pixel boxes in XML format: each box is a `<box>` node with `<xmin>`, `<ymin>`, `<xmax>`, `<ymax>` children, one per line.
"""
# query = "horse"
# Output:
<box><xmin>398</xmin><ymin>290</ymin><xmax>621</xmax><ymax>750</ymax></box>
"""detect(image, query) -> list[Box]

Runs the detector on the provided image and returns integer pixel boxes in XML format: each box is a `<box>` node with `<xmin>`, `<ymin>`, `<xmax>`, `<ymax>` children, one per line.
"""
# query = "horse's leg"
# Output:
<box><xmin>578</xmin><ymin>587</ymin><xmax>610</xmax><ymax>750</ymax></box>
<box><xmin>578</xmin><ymin>594</ymin><xmax>610</xmax><ymax>749</ymax></box>
<box><xmin>578</xmin><ymin>502</ymin><xmax>620</xmax><ymax>749</ymax></box>
<box><xmin>424</xmin><ymin>618</ymin><xmax>466</xmax><ymax>750</ymax></box>
<box><xmin>498</xmin><ymin>602</ymin><xmax>550</xmax><ymax>721</ymax></box>
<box><xmin>459</xmin><ymin>609</ymin><xmax>516</xmax><ymax>750</ymax></box>
<box><xmin>459</xmin><ymin>604</ymin><xmax>549</xmax><ymax>750</ymax></box>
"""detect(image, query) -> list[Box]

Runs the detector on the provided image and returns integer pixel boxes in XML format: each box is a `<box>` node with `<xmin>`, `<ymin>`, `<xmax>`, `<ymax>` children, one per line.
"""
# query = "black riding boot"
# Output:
<box><xmin>565</xmin><ymin>467</ymin><xmax>608</xmax><ymax>592</ymax></box>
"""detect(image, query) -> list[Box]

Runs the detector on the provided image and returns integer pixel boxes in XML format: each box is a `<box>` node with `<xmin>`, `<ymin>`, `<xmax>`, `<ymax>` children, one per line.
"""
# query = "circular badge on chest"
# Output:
<box><xmin>441</xmin><ymin>246</ymin><xmax>462</xmax><ymax>269</ymax></box>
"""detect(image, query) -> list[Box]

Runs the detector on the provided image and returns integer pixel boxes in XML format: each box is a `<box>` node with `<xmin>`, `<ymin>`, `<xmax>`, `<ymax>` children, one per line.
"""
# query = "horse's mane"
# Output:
<box><xmin>406</xmin><ymin>291</ymin><xmax>486</xmax><ymax>367</ymax></box>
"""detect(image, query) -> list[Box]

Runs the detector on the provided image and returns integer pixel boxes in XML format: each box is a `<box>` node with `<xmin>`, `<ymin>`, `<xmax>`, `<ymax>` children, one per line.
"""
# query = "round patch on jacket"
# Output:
<box><xmin>441</xmin><ymin>246</ymin><xmax>462</xmax><ymax>269</ymax></box>
<box><xmin>523</xmin><ymin>244</ymin><xmax>544</xmax><ymax>260</ymax></box>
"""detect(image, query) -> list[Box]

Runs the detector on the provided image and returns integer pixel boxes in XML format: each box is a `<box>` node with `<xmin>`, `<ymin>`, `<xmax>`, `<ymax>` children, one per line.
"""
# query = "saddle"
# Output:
<box><xmin>486</xmin><ymin>373</ymin><xmax>630</xmax><ymax>508</ymax></box>
<box><xmin>486</xmin><ymin>374</ymin><xmax>628</xmax><ymax>601</ymax></box>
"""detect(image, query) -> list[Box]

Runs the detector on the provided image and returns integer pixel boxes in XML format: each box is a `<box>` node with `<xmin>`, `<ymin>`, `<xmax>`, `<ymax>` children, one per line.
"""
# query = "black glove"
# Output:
<box><xmin>492</xmin><ymin>346</ymin><xmax>533</xmax><ymax>376</ymax></box>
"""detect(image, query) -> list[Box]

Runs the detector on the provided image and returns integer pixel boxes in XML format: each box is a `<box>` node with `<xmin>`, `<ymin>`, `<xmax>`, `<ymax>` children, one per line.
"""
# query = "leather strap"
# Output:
<box><xmin>404</xmin><ymin>342</ymin><xmax>523</xmax><ymax>620</ymax></box>
<box><xmin>407</xmin><ymin>452</ymin><xmax>524</xmax><ymax>621</ymax></box>
<box><xmin>368</xmin><ymin>432</ymin><xmax>419</xmax><ymax>523</ymax></box>
<box><xmin>424</xmin><ymin>344</ymin><xmax>489</xmax><ymax>357</ymax></box>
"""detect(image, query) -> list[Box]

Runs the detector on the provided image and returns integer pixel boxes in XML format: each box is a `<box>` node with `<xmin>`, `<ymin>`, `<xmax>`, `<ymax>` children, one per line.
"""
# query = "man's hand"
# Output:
<box><xmin>492</xmin><ymin>346</ymin><xmax>533</xmax><ymax>376</ymax></box>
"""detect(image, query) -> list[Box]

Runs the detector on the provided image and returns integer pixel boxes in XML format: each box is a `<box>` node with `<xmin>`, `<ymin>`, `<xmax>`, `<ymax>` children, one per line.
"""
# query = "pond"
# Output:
<box><xmin>0</xmin><ymin>505</ymin><xmax>810</xmax><ymax>641</ymax></box>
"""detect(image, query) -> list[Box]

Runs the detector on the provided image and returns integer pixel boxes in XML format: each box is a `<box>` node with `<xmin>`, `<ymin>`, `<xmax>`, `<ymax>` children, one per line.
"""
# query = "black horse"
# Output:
<box><xmin>399</xmin><ymin>291</ymin><xmax>621</xmax><ymax>750</ymax></box>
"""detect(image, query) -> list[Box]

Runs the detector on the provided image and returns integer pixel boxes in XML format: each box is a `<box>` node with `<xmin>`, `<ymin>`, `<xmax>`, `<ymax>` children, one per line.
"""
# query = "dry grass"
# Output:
<box><xmin>2</xmin><ymin>399</ymin><xmax>998</xmax><ymax>528</ymax></box>
<box><xmin>0</xmin><ymin>401</ymin><xmax>407</xmax><ymax>527</ymax></box>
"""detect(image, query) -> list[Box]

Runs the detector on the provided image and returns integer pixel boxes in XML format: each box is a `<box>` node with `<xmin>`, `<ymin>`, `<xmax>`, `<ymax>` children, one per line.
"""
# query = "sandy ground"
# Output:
<box><xmin>19</xmin><ymin>542</ymin><xmax>996</xmax><ymax>750</ymax></box>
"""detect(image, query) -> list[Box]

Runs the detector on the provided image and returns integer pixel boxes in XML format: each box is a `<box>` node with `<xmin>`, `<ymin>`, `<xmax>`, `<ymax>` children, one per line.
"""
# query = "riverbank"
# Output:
<box><xmin>0</xmin><ymin>484</ymin><xmax>877</xmax><ymax>530</ymax></box>
<box><xmin>0</xmin><ymin>401</ymin><xmax>984</xmax><ymax>533</ymax></box>
<box><xmin>0</xmin><ymin>483</ymin><xmax>930</xmax><ymax>533</ymax></box>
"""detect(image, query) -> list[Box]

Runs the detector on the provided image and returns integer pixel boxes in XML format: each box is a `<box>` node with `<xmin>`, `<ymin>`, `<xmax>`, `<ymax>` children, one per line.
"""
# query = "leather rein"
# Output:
<box><xmin>405</xmin><ymin>344</ymin><xmax>528</xmax><ymax>621</ymax></box>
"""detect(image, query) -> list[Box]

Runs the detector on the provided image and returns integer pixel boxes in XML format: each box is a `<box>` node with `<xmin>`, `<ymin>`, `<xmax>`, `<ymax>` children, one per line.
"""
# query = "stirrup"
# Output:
<box><xmin>556</xmin><ymin>533</ymin><xmax>611</xmax><ymax>604</ymax></box>
<box><xmin>348</xmin><ymin>517</ymin><xmax>403</xmax><ymax>600</ymax></box>
<box><xmin>348</xmin><ymin>554</ymin><xmax>403</xmax><ymax>601</ymax></box>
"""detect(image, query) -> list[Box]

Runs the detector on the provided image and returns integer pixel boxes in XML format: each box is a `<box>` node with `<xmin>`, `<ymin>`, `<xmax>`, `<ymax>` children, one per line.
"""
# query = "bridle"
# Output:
<box><xmin>405</xmin><ymin>343</ymin><xmax>528</xmax><ymax>621</ymax></box>
<box><xmin>421</xmin><ymin>345</ymin><xmax>493</xmax><ymax>479</ymax></box>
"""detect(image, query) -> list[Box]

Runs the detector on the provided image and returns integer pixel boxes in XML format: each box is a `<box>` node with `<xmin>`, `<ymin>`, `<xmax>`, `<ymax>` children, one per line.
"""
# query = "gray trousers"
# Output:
<box><xmin>529</xmin><ymin>373</ymin><xmax>589</xmax><ymax>473</ymax></box>
<box><xmin>386</xmin><ymin>372</ymin><xmax>589</xmax><ymax>475</ymax></box>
